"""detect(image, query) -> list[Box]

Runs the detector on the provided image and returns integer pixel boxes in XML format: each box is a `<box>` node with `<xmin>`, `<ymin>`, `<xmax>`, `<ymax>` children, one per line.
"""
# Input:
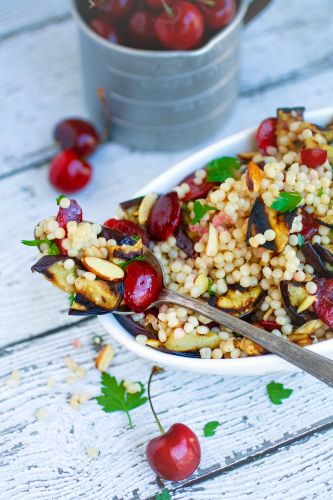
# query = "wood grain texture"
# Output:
<box><xmin>1</xmin><ymin>0</ymin><xmax>333</xmax><ymax>176</ymax></box>
<box><xmin>1</xmin><ymin>321</ymin><xmax>332</xmax><ymax>499</ymax></box>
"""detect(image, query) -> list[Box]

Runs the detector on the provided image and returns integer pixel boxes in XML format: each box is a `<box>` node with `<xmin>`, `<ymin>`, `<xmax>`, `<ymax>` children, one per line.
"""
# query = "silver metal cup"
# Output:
<box><xmin>72</xmin><ymin>0</ymin><xmax>270</xmax><ymax>150</ymax></box>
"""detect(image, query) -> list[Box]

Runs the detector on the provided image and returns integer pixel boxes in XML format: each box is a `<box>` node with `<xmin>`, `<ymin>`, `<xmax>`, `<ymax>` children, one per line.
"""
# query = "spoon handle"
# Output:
<box><xmin>155</xmin><ymin>288</ymin><xmax>333</xmax><ymax>387</ymax></box>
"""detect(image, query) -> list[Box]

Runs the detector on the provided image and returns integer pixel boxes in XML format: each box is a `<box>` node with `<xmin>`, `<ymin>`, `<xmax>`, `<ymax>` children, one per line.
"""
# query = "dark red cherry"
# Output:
<box><xmin>146</xmin><ymin>423</ymin><xmax>201</xmax><ymax>481</ymax></box>
<box><xmin>144</xmin><ymin>0</ymin><xmax>164</xmax><ymax>11</ymax></box>
<box><xmin>89</xmin><ymin>17</ymin><xmax>122</xmax><ymax>44</ymax></box>
<box><xmin>103</xmin><ymin>218</ymin><xmax>149</xmax><ymax>245</ymax></box>
<box><xmin>49</xmin><ymin>150</ymin><xmax>92</xmax><ymax>194</ymax></box>
<box><xmin>182</xmin><ymin>173</ymin><xmax>215</xmax><ymax>201</ymax></box>
<box><xmin>300</xmin><ymin>148</ymin><xmax>327</xmax><ymax>168</ymax></box>
<box><xmin>155</xmin><ymin>1</ymin><xmax>205</xmax><ymax>50</ymax></box>
<box><xmin>124</xmin><ymin>260</ymin><xmax>162</xmax><ymax>312</ymax></box>
<box><xmin>94</xmin><ymin>0</ymin><xmax>134</xmax><ymax>20</ymax></box>
<box><xmin>314</xmin><ymin>278</ymin><xmax>333</xmax><ymax>328</ymax></box>
<box><xmin>54</xmin><ymin>118</ymin><xmax>100</xmax><ymax>157</ymax></box>
<box><xmin>256</xmin><ymin>117</ymin><xmax>277</xmax><ymax>154</ymax></box>
<box><xmin>256</xmin><ymin>320</ymin><xmax>279</xmax><ymax>332</ymax></box>
<box><xmin>147</xmin><ymin>192</ymin><xmax>181</xmax><ymax>241</ymax></box>
<box><xmin>199</xmin><ymin>0</ymin><xmax>236</xmax><ymax>30</ymax></box>
<box><xmin>128</xmin><ymin>10</ymin><xmax>155</xmax><ymax>48</ymax></box>
<box><xmin>300</xmin><ymin>210</ymin><xmax>319</xmax><ymax>241</ymax></box>
<box><xmin>56</xmin><ymin>199</ymin><xmax>83</xmax><ymax>228</ymax></box>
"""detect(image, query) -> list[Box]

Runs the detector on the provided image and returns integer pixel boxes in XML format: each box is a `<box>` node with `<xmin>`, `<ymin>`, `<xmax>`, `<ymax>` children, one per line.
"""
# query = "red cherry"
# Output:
<box><xmin>103</xmin><ymin>218</ymin><xmax>149</xmax><ymax>245</ymax></box>
<box><xmin>147</xmin><ymin>192</ymin><xmax>181</xmax><ymax>241</ymax></box>
<box><xmin>199</xmin><ymin>0</ymin><xmax>236</xmax><ymax>30</ymax></box>
<box><xmin>143</xmin><ymin>0</ymin><xmax>164</xmax><ymax>11</ymax></box>
<box><xmin>94</xmin><ymin>0</ymin><xmax>134</xmax><ymax>20</ymax></box>
<box><xmin>256</xmin><ymin>117</ymin><xmax>277</xmax><ymax>154</ymax></box>
<box><xmin>182</xmin><ymin>173</ymin><xmax>215</xmax><ymax>201</ymax></box>
<box><xmin>314</xmin><ymin>278</ymin><xmax>333</xmax><ymax>328</ymax></box>
<box><xmin>124</xmin><ymin>261</ymin><xmax>162</xmax><ymax>312</ymax></box>
<box><xmin>155</xmin><ymin>1</ymin><xmax>205</xmax><ymax>50</ymax></box>
<box><xmin>128</xmin><ymin>10</ymin><xmax>155</xmax><ymax>49</ymax></box>
<box><xmin>49</xmin><ymin>150</ymin><xmax>92</xmax><ymax>194</ymax></box>
<box><xmin>300</xmin><ymin>148</ymin><xmax>327</xmax><ymax>168</ymax></box>
<box><xmin>54</xmin><ymin>118</ymin><xmax>100</xmax><ymax>157</ymax></box>
<box><xmin>147</xmin><ymin>423</ymin><xmax>201</xmax><ymax>480</ymax></box>
<box><xmin>56</xmin><ymin>199</ymin><xmax>83</xmax><ymax>228</ymax></box>
<box><xmin>300</xmin><ymin>210</ymin><xmax>319</xmax><ymax>241</ymax></box>
<box><xmin>256</xmin><ymin>320</ymin><xmax>279</xmax><ymax>332</ymax></box>
<box><xmin>89</xmin><ymin>17</ymin><xmax>122</xmax><ymax>44</ymax></box>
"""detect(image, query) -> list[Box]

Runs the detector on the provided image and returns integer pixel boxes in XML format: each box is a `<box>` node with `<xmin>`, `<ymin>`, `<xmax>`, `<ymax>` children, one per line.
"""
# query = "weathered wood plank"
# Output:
<box><xmin>1</xmin><ymin>0</ymin><xmax>333</xmax><ymax>176</ymax></box>
<box><xmin>0</xmin><ymin>320</ymin><xmax>332</xmax><ymax>499</ymax></box>
<box><xmin>0</xmin><ymin>0</ymin><xmax>69</xmax><ymax>40</ymax></box>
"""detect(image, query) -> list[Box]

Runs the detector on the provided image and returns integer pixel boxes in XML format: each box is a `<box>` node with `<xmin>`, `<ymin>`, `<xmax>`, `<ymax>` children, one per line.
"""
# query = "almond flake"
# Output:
<box><xmin>246</xmin><ymin>162</ymin><xmax>263</xmax><ymax>192</ymax></box>
<box><xmin>95</xmin><ymin>344</ymin><xmax>115</xmax><ymax>372</ymax></box>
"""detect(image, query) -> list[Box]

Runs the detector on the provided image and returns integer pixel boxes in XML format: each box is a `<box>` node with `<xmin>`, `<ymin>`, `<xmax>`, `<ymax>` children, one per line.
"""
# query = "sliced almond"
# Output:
<box><xmin>194</xmin><ymin>273</ymin><xmax>209</xmax><ymax>296</ymax></box>
<box><xmin>246</xmin><ymin>162</ymin><xmax>263</xmax><ymax>192</ymax></box>
<box><xmin>206</xmin><ymin>223</ymin><xmax>218</xmax><ymax>257</ymax></box>
<box><xmin>138</xmin><ymin>192</ymin><xmax>158</xmax><ymax>224</ymax></box>
<box><xmin>95</xmin><ymin>344</ymin><xmax>115</xmax><ymax>372</ymax></box>
<box><xmin>81</xmin><ymin>257</ymin><xmax>124</xmax><ymax>282</ymax></box>
<box><xmin>297</xmin><ymin>295</ymin><xmax>317</xmax><ymax>313</ymax></box>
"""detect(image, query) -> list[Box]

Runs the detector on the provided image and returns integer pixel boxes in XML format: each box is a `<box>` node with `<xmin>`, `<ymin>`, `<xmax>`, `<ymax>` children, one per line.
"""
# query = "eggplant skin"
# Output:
<box><xmin>216</xmin><ymin>285</ymin><xmax>264</xmax><ymax>317</ymax></box>
<box><xmin>74</xmin><ymin>277</ymin><xmax>123</xmax><ymax>312</ymax></box>
<box><xmin>301</xmin><ymin>243</ymin><xmax>333</xmax><ymax>278</ymax></box>
<box><xmin>108</xmin><ymin>238</ymin><xmax>143</xmax><ymax>261</ymax></box>
<box><xmin>246</xmin><ymin>197</ymin><xmax>297</xmax><ymax>253</ymax></box>
<box><xmin>280</xmin><ymin>280</ymin><xmax>316</xmax><ymax>325</ymax></box>
<box><xmin>313</xmin><ymin>214</ymin><xmax>333</xmax><ymax>229</ymax></box>
<box><xmin>31</xmin><ymin>255</ymin><xmax>79</xmax><ymax>294</ymax></box>
<box><xmin>174</xmin><ymin>219</ymin><xmax>195</xmax><ymax>257</ymax></box>
<box><xmin>100</xmin><ymin>226</ymin><xmax>137</xmax><ymax>246</ymax></box>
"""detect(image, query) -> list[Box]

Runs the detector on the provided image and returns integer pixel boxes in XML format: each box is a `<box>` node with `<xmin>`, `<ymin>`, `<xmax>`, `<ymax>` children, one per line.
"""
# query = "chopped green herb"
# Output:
<box><xmin>68</xmin><ymin>292</ymin><xmax>75</xmax><ymax>306</ymax></box>
<box><xmin>96</xmin><ymin>372</ymin><xmax>147</xmax><ymax>428</ymax></box>
<box><xmin>271</xmin><ymin>191</ymin><xmax>302</xmax><ymax>213</ymax></box>
<box><xmin>203</xmin><ymin>420</ymin><xmax>221</xmax><ymax>437</ymax></box>
<box><xmin>266</xmin><ymin>381</ymin><xmax>293</xmax><ymax>405</ymax></box>
<box><xmin>56</xmin><ymin>194</ymin><xmax>65</xmax><ymax>205</ymax></box>
<box><xmin>118</xmin><ymin>255</ymin><xmax>145</xmax><ymax>269</ymax></box>
<box><xmin>190</xmin><ymin>200</ymin><xmax>216</xmax><ymax>225</ymax></box>
<box><xmin>207</xmin><ymin>278</ymin><xmax>217</xmax><ymax>297</ymax></box>
<box><xmin>21</xmin><ymin>239</ymin><xmax>60</xmax><ymax>255</ymax></box>
<box><xmin>156</xmin><ymin>488</ymin><xmax>172</xmax><ymax>500</ymax></box>
<box><xmin>206</xmin><ymin>156</ymin><xmax>240</xmax><ymax>183</ymax></box>
<box><xmin>132</xmin><ymin>235</ymin><xmax>140</xmax><ymax>241</ymax></box>
<box><xmin>297</xmin><ymin>234</ymin><xmax>305</xmax><ymax>248</ymax></box>
<box><xmin>317</xmin><ymin>187</ymin><xmax>324</xmax><ymax>197</ymax></box>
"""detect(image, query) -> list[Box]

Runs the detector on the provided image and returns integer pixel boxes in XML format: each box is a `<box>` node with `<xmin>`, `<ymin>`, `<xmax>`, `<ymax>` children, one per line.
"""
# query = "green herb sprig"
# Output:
<box><xmin>271</xmin><ymin>192</ymin><xmax>302</xmax><ymax>213</ymax></box>
<box><xmin>206</xmin><ymin>156</ymin><xmax>240</xmax><ymax>183</ymax></box>
<box><xmin>21</xmin><ymin>239</ymin><xmax>60</xmax><ymax>255</ymax></box>
<box><xmin>266</xmin><ymin>381</ymin><xmax>293</xmax><ymax>405</ymax></box>
<box><xmin>190</xmin><ymin>200</ymin><xmax>216</xmax><ymax>225</ymax></box>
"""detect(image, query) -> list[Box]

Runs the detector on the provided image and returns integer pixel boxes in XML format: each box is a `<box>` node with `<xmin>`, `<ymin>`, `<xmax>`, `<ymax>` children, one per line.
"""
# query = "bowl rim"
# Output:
<box><xmin>99</xmin><ymin>106</ymin><xmax>333</xmax><ymax>375</ymax></box>
<box><xmin>71</xmin><ymin>0</ymin><xmax>247</xmax><ymax>59</ymax></box>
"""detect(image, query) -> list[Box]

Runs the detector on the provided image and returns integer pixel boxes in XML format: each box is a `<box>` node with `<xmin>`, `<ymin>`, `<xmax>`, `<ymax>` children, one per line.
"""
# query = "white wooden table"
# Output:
<box><xmin>1</xmin><ymin>1</ymin><xmax>333</xmax><ymax>498</ymax></box>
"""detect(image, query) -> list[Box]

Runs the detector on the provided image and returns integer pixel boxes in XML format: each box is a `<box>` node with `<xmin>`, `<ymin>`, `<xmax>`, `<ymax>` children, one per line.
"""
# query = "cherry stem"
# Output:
<box><xmin>196</xmin><ymin>0</ymin><xmax>215</xmax><ymax>6</ymax></box>
<box><xmin>147</xmin><ymin>366</ymin><xmax>165</xmax><ymax>435</ymax></box>
<box><xmin>160</xmin><ymin>0</ymin><xmax>174</xmax><ymax>17</ymax></box>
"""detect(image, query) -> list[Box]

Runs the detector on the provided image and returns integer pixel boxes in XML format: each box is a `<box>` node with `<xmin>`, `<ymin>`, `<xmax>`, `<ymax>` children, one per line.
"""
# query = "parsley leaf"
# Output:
<box><xmin>207</xmin><ymin>278</ymin><xmax>217</xmax><ymax>297</ymax></box>
<box><xmin>68</xmin><ymin>292</ymin><xmax>75</xmax><ymax>306</ymax></box>
<box><xmin>131</xmin><ymin>235</ymin><xmax>140</xmax><ymax>241</ymax></box>
<box><xmin>190</xmin><ymin>200</ymin><xmax>216</xmax><ymax>224</ymax></box>
<box><xmin>203</xmin><ymin>420</ymin><xmax>221</xmax><ymax>437</ymax></box>
<box><xmin>56</xmin><ymin>194</ymin><xmax>65</xmax><ymax>205</ymax></box>
<box><xmin>156</xmin><ymin>489</ymin><xmax>172</xmax><ymax>500</ymax></box>
<box><xmin>21</xmin><ymin>239</ymin><xmax>60</xmax><ymax>255</ymax></box>
<box><xmin>271</xmin><ymin>191</ymin><xmax>302</xmax><ymax>213</ymax></box>
<box><xmin>96</xmin><ymin>372</ymin><xmax>147</xmax><ymax>428</ymax></box>
<box><xmin>317</xmin><ymin>187</ymin><xmax>324</xmax><ymax>197</ymax></box>
<box><xmin>297</xmin><ymin>234</ymin><xmax>305</xmax><ymax>248</ymax></box>
<box><xmin>118</xmin><ymin>255</ymin><xmax>145</xmax><ymax>269</ymax></box>
<box><xmin>206</xmin><ymin>156</ymin><xmax>240</xmax><ymax>183</ymax></box>
<box><xmin>266</xmin><ymin>381</ymin><xmax>293</xmax><ymax>405</ymax></box>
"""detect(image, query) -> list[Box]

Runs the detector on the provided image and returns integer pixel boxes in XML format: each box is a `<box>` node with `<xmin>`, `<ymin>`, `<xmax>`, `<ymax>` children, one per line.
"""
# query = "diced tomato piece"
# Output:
<box><xmin>300</xmin><ymin>148</ymin><xmax>327</xmax><ymax>168</ymax></box>
<box><xmin>314</xmin><ymin>278</ymin><xmax>333</xmax><ymax>328</ymax></box>
<box><xmin>103</xmin><ymin>218</ymin><xmax>149</xmax><ymax>245</ymax></box>
<box><xmin>256</xmin><ymin>117</ymin><xmax>277</xmax><ymax>154</ymax></box>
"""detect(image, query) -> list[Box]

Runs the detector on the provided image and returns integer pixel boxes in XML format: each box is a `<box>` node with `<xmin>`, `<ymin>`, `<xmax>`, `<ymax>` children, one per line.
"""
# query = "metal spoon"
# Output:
<box><xmin>116</xmin><ymin>245</ymin><xmax>333</xmax><ymax>387</ymax></box>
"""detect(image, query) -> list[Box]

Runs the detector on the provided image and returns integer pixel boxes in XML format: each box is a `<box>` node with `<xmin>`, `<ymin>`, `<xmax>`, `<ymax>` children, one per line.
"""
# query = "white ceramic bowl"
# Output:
<box><xmin>99</xmin><ymin>107</ymin><xmax>333</xmax><ymax>375</ymax></box>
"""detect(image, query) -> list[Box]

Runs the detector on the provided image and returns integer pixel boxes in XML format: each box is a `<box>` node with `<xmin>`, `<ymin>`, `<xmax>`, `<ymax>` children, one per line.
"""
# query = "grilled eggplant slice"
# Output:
<box><xmin>108</xmin><ymin>238</ymin><xmax>143</xmax><ymax>261</ymax></box>
<box><xmin>31</xmin><ymin>255</ymin><xmax>80</xmax><ymax>293</ymax></box>
<box><xmin>280</xmin><ymin>280</ymin><xmax>316</xmax><ymax>325</ymax></box>
<box><xmin>163</xmin><ymin>330</ymin><xmax>220</xmax><ymax>352</ymax></box>
<box><xmin>246</xmin><ymin>197</ymin><xmax>297</xmax><ymax>253</ymax></box>
<box><xmin>301</xmin><ymin>243</ymin><xmax>333</xmax><ymax>277</ymax></box>
<box><xmin>216</xmin><ymin>285</ymin><xmax>264</xmax><ymax>317</ymax></box>
<box><xmin>73</xmin><ymin>276</ymin><xmax>123</xmax><ymax>312</ymax></box>
<box><xmin>289</xmin><ymin>319</ymin><xmax>324</xmax><ymax>346</ymax></box>
<box><xmin>119</xmin><ymin>196</ymin><xmax>144</xmax><ymax>211</ymax></box>
<box><xmin>174</xmin><ymin>218</ymin><xmax>195</xmax><ymax>257</ymax></box>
